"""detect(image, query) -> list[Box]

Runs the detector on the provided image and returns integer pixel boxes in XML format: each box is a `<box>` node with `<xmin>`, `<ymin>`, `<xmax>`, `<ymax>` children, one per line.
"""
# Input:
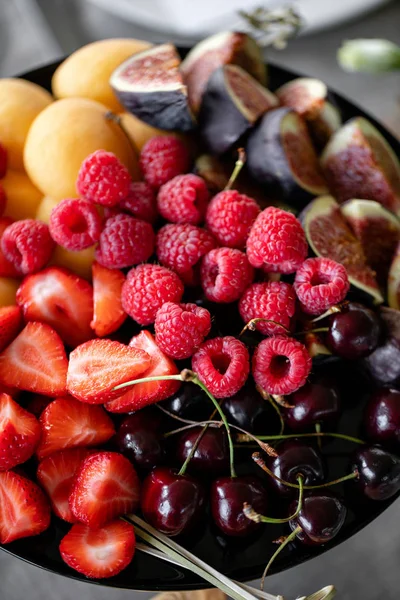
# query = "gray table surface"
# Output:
<box><xmin>0</xmin><ymin>1</ymin><xmax>400</xmax><ymax>598</ymax></box>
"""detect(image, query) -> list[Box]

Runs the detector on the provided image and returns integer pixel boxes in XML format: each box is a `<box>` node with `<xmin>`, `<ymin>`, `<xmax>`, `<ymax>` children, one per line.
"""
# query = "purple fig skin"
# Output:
<box><xmin>363</xmin><ymin>307</ymin><xmax>400</xmax><ymax>387</ymax></box>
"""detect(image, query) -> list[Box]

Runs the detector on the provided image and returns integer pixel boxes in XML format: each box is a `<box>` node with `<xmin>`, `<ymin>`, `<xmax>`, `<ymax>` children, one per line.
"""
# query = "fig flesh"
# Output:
<box><xmin>301</xmin><ymin>195</ymin><xmax>383</xmax><ymax>304</ymax></box>
<box><xmin>321</xmin><ymin>117</ymin><xmax>400</xmax><ymax>214</ymax></box>
<box><xmin>110</xmin><ymin>43</ymin><xmax>195</xmax><ymax>132</ymax></box>
<box><xmin>388</xmin><ymin>242</ymin><xmax>400</xmax><ymax>310</ymax></box>
<box><xmin>363</xmin><ymin>306</ymin><xmax>400</xmax><ymax>387</ymax></box>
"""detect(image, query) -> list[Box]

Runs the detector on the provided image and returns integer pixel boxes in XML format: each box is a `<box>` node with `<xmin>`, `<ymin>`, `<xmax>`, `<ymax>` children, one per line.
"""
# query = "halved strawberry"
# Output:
<box><xmin>0</xmin><ymin>218</ymin><xmax>20</xmax><ymax>278</ymax></box>
<box><xmin>91</xmin><ymin>262</ymin><xmax>127</xmax><ymax>337</ymax></box>
<box><xmin>0</xmin><ymin>322</ymin><xmax>68</xmax><ymax>396</ymax></box>
<box><xmin>16</xmin><ymin>266</ymin><xmax>93</xmax><ymax>348</ymax></box>
<box><xmin>0</xmin><ymin>470</ymin><xmax>51</xmax><ymax>543</ymax></box>
<box><xmin>105</xmin><ymin>330</ymin><xmax>179</xmax><ymax>413</ymax></box>
<box><xmin>36</xmin><ymin>397</ymin><xmax>115</xmax><ymax>459</ymax></box>
<box><xmin>0</xmin><ymin>393</ymin><xmax>41</xmax><ymax>470</ymax></box>
<box><xmin>67</xmin><ymin>338</ymin><xmax>151</xmax><ymax>404</ymax></box>
<box><xmin>0</xmin><ymin>305</ymin><xmax>23</xmax><ymax>352</ymax></box>
<box><xmin>37</xmin><ymin>448</ymin><xmax>92</xmax><ymax>522</ymax></box>
<box><xmin>69</xmin><ymin>451</ymin><xmax>140</xmax><ymax>528</ymax></box>
<box><xmin>60</xmin><ymin>520</ymin><xmax>135</xmax><ymax>579</ymax></box>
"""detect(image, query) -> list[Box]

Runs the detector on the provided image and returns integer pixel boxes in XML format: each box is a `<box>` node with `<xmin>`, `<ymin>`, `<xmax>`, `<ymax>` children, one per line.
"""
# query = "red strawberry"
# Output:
<box><xmin>105</xmin><ymin>330</ymin><xmax>179</xmax><ymax>413</ymax></box>
<box><xmin>0</xmin><ymin>218</ymin><xmax>20</xmax><ymax>278</ymax></box>
<box><xmin>0</xmin><ymin>470</ymin><xmax>51</xmax><ymax>543</ymax></box>
<box><xmin>0</xmin><ymin>393</ymin><xmax>41</xmax><ymax>470</ymax></box>
<box><xmin>0</xmin><ymin>305</ymin><xmax>23</xmax><ymax>352</ymax></box>
<box><xmin>67</xmin><ymin>339</ymin><xmax>151</xmax><ymax>404</ymax></box>
<box><xmin>60</xmin><ymin>520</ymin><xmax>135</xmax><ymax>579</ymax></box>
<box><xmin>91</xmin><ymin>261</ymin><xmax>127</xmax><ymax>337</ymax></box>
<box><xmin>0</xmin><ymin>322</ymin><xmax>68</xmax><ymax>396</ymax></box>
<box><xmin>36</xmin><ymin>397</ymin><xmax>115</xmax><ymax>459</ymax></box>
<box><xmin>37</xmin><ymin>448</ymin><xmax>92</xmax><ymax>522</ymax></box>
<box><xmin>16</xmin><ymin>267</ymin><xmax>93</xmax><ymax>348</ymax></box>
<box><xmin>69</xmin><ymin>451</ymin><xmax>140</xmax><ymax>528</ymax></box>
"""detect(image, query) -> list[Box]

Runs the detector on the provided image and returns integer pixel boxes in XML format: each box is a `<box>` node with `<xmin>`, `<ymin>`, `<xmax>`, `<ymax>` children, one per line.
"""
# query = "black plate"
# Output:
<box><xmin>1</xmin><ymin>56</ymin><xmax>399</xmax><ymax>592</ymax></box>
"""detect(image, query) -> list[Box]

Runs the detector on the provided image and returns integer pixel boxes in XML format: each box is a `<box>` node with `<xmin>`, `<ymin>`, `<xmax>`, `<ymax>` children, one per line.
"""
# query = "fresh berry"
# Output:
<box><xmin>0</xmin><ymin>184</ymin><xmax>6</xmax><ymax>217</ymax></box>
<box><xmin>69</xmin><ymin>451</ymin><xmax>140</xmax><ymax>528</ymax></box>
<box><xmin>60</xmin><ymin>520</ymin><xmax>135</xmax><ymax>579</ymax></box>
<box><xmin>0</xmin><ymin>305</ymin><xmax>23</xmax><ymax>352</ymax></box>
<box><xmin>246</xmin><ymin>207</ymin><xmax>308</xmax><ymax>273</ymax></box>
<box><xmin>252</xmin><ymin>336</ymin><xmax>312</xmax><ymax>396</ymax></box>
<box><xmin>192</xmin><ymin>336</ymin><xmax>250</xmax><ymax>398</ymax></box>
<box><xmin>37</xmin><ymin>397</ymin><xmax>115</xmax><ymax>459</ymax></box>
<box><xmin>105</xmin><ymin>330</ymin><xmax>179</xmax><ymax>413</ymax></box>
<box><xmin>121</xmin><ymin>263</ymin><xmax>184</xmax><ymax>325</ymax></box>
<box><xmin>0</xmin><ymin>470</ymin><xmax>51</xmax><ymax>544</ymax></box>
<box><xmin>294</xmin><ymin>257</ymin><xmax>350</xmax><ymax>315</ymax></box>
<box><xmin>16</xmin><ymin>267</ymin><xmax>93</xmax><ymax>348</ymax></box>
<box><xmin>140</xmin><ymin>136</ymin><xmax>191</xmax><ymax>189</ymax></box>
<box><xmin>1</xmin><ymin>219</ymin><xmax>55</xmax><ymax>275</ymax></box>
<box><xmin>155</xmin><ymin>302</ymin><xmax>211</xmax><ymax>359</ymax></box>
<box><xmin>91</xmin><ymin>262</ymin><xmax>127</xmax><ymax>337</ymax></box>
<box><xmin>157</xmin><ymin>174</ymin><xmax>209</xmax><ymax>225</ymax></box>
<box><xmin>0</xmin><ymin>218</ymin><xmax>20</xmax><ymax>277</ymax></box>
<box><xmin>0</xmin><ymin>322</ymin><xmax>68</xmax><ymax>396</ymax></box>
<box><xmin>205</xmin><ymin>190</ymin><xmax>260</xmax><ymax>249</ymax></box>
<box><xmin>0</xmin><ymin>393</ymin><xmax>41</xmax><ymax>470</ymax></box>
<box><xmin>239</xmin><ymin>281</ymin><xmax>296</xmax><ymax>335</ymax></box>
<box><xmin>0</xmin><ymin>143</ymin><xmax>7</xmax><ymax>179</ymax></box>
<box><xmin>95</xmin><ymin>214</ymin><xmax>155</xmax><ymax>269</ymax></box>
<box><xmin>37</xmin><ymin>448</ymin><xmax>92</xmax><ymax>522</ymax></box>
<box><xmin>119</xmin><ymin>181</ymin><xmax>157</xmax><ymax>223</ymax></box>
<box><xmin>49</xmin><ymin>198</ymin><xmax>102</xmax><ymax>251</ymax></box>
<box><xmin>201</xmin><ymin>247</ymin><xmax>254</xmax><ymax>303</ymax></box>
<box><xmin>76</xmin><ymin>150</ymin><xmax>131</xmax><ymax>207</ymax></box>
<box><xmin>25</xmin><ymin>394</ymin><xmax>52</xmax><ymax>418</ymax></box>
<box><xmin>156</xmin><ymin>223</ymin><xmax>217</xmax><ymax>286</ymax></box>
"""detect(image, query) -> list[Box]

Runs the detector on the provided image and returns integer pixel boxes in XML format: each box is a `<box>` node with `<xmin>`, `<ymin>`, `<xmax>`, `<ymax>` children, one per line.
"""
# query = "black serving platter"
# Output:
<box><xmin>1</xmin><ymin>54</ymin><xmax>399</xmax><ymax>592</ymax></box>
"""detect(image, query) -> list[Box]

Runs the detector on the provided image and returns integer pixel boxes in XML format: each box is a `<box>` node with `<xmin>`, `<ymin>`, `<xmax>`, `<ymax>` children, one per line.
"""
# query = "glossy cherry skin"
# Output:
<box><xmin>289</xmin><ymin>492</ymin><xmax>346</xmax><ymax>545</ymax></box>
<box><xmin>327</xmin><ymin>303</ymin><xmax>381</xmax><ymax>360</ymax></box>
<box><xmin>141</xmin><ymin>467</ymin><xmax>206</xmax><ymax>536</ymax></box>
<box><xmin>351</xmin><ymin>445</ymin><xmax>400</xmax><ymax>501</ymax></box>
<box><xmin>116</xmin><ymin>409</ymin><xmax>165</xmax><ymax>472</ymax></box>
<box><xmin>175</xmin><ymin>426</ymin><xmax>229</xmax><ymax>476</ymax></box>
<box><xmin>211</xmin><ymin>476</ymin><xmax>268</xmax><ymax>537</ymax></box>
<box><xmin>284</xmin><ymin>377</ymin><xmax>341</xmax><ymax>431</ymax></box>
<box><xmin>160</xmin><ymin>382</ymin><xmax>213</xmax><ymax>421</ymax></box>
<box><xmin>364</xmin><ymin>388</ymin><xmax>400</xmax><ymax>451</ymax></box>
<box><xmin>222</xmin><ymin>383</ymin><xmax>277</xmax><ymax>434</ymax></box>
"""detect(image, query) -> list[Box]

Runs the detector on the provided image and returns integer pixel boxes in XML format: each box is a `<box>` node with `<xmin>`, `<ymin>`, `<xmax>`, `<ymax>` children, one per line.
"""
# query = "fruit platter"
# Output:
<box><xmin>0</xmin><ymin>33</ymin><xmax>399</xmax><ymax>597</ymax></box>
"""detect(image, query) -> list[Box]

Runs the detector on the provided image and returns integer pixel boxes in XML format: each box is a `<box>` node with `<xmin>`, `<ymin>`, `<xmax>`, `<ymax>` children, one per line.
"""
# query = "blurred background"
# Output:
<box><xmin>0</xmin><ymin>0</ymin><xmax>399</xmax><ymax>598</ymax></box>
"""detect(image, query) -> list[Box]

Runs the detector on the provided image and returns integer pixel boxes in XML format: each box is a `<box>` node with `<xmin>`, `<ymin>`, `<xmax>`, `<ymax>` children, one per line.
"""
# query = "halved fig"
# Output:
<box><xmin>321</xmin><ymin>117</ymin><xmax>400</xmax><ymax>214</ymax></box>
<box><xmin>199</xmin><ymin>64</ymin><xmax>278</xmax><ymax>155</ymax></box>
<box><xmin>388</xmin><ymin>242</ymin><xmax>400</xmax><ymax>310</ymax></box>
<box><xmin>341</xmin><ymin>199</ymin><xmax>400</xmax><ymax>287</ymax></box>
<box><xmin>301</xmin><ymin>195</ymin><xmax>383</xmax><ymax>304</ymax></box>
<box><xmin>110</xmin><ymin>43</ymin><xmax>195</xmax><ymax>132</ymax></box>
<box><xmin>181</xmin><ymin>31</ymin><xmax>266</xmax><ymax>114</ymax></box>
<box><xmin>363</xmin><ymin>306</ymin><xmax>400</xmax><ymax>387</ymax></box>
<box><xmin>246</xmin><ymin>107</ymin><xmax>328</xmax><ymax>205</ymax></box>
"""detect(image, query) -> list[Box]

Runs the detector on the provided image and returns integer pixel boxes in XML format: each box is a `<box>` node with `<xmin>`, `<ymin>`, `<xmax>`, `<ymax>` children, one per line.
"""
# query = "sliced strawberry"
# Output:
<box><xmin>69</xmin><ymin>451</ymin><xmax>140</xmax><ymax>528</ymax></box>
<box><xmin>0</xmin><ymin>470</ymin><xmax>51</xmax><ymax>543</ymax></box>
<box><xmin>0</xmin><ymin>393</ymin><xmax>41</xmax><ymax>470</ymax></box>
<box><xmin>0</xmin><ymin>218</ymin><xmax>20</xmax><ymax>278</ymax></box>
<box><xmin>36</xmin><ymin>397</ymin><xmax>115</xmax><ymax>459</ymax></box>
<box><xmin>0</xmin><ymin>322</ymin><xmax>68</xmax><ymax>396</ymax></box>
<box><xmin>105</xmin><ymin>330</ymin><xmax>180</xmax><ymax>413</ymax></box>
<box><xmin>67</xmin><ymin>338</ymin><xmax>151</xmax><ymax>404</ymax></box>
<box><xmin>91</xmin><ymin>262</ymin><xmax>127</xmax><ymax>337</ymax></box>
<box><xmin>16</xmin><ymin>266</ymin><xmax>93</xmax><ymax>348</ymax></box>
<box><xmin>60</xmin><ymin>520</ymin><xmax>135</xmax><ymax>579</ymax></box>
<box><xmin>37</xmin><ymin>448</ymin><xmax>92</xmax><ymax>522</ymax></box>
<box><xmin>25</xmin><ymin>394</ymin><xmax>52</xmax><ymax>418</ymax></box>
<box><xmin>0</xmin><ymin>305</ymin><xmax>23</xmax><ymax>352</ymax></box>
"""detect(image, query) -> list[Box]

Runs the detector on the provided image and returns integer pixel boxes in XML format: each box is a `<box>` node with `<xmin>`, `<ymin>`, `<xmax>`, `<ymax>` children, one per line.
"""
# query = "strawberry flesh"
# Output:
<box><xmin>0</xmin><ymin>305</ymin><xmax>23</xmax><ymax>352</ymax></box>
<box><xmin>0</xmin><ymin>393</ymin><xmax>41</xmax><ymax>470</ymax></box>
<box><xmin>91</xmin><ymin>261</ymin><xmax>127</xmax><ymax>337</ymax></box>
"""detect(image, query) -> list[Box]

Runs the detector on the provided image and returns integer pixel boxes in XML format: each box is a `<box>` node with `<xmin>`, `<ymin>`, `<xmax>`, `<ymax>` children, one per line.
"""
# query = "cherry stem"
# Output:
<box><xmin>248</xmin><ymin>431</ymin><xmax>365</xmax><ymax>445</ymax></box>
<box><xmin>296</xmin><ymin>327</ymin><xmax>329</xmax><ymax>336</ymax></box>
<box><xmin>256</xmin><ymin>385</ymin><xmax>285</xmax><ymax>436</ymax></box>
<box><xmin>315</xmin><ymin>422</ymin><xmax>322</xmax><ymax>450</ymax></box>
<box><xmin>240</xmin><ymin>318</ymin><xmax>290</xmax><ymax>337</ymax></box>
<box><xmin>311</xmin><ymin>304</ymin><xmax>345</xmax><ymax>324</ymax></box>
<box><xmin>244</xmin><ymin>475</ymin><xmax>304</xmax><ymax>524</ymax></box>
<box><xmin>224</xmin><ymin>148</ymin><xmax>246</xmax><ymax>190</ymax></box>
<box><xmin>178</xmin><ymin>404</ymin><xmax>220</xmax><ymax>476</ymax></box>
<box><xmin>261</xmin><ymin>525</ymin><xmax>302</xmax><ymax>590</ymax></box>
<box><xmin>272</xmin><ymin>394</ymin><xmax>293</xmax><ymax>409</ymax></box>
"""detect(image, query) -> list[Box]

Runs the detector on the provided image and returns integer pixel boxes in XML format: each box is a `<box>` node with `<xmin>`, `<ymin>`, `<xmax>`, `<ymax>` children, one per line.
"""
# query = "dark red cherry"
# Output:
<box><xmin>160</xmin><ymin>382</ymin><xmax>213</xmax><ymax>421</ymax></box>
<box><xmin>364</xmin><ymin>388</ymin><xmax>400</xmax><ymax>451</ymax></box>
<box><xmin>116</xmin><ymin>409</ymin><xmax>165</xmax><ymax>472</ymax></box>
<box><xmin>175</xmin><ymin>426</ymin><xmax>229</xmax><ymax>476</ymax></box>
<box><xmin>289</xmin><ymin>492</ymin><xmax>346</xmax><ymax>545</ymax></box>
<box><xmin>141</xmin><ymin>467</ymin><xmax>206</xmax><ymax>536</ymax></box>
<box><xmin>284</xmin><ymin>376</ymin><xmax>341</xmax><ymax>431</ymax></box>
<box><xmin>351</xmin><ymin>445</ymin><xmax>400</xmax><ymax>501</ymax></box>
<box><xmin>327</xmin><ymin>302</ymin><xmax>381</xmax><ymax>360</ymax></box>
<box><xmin>211</xmin><ymin>476</ymin><xmax>268</xmax><ymax>537</ymax></box>
<box><xmin>221</xmin><ymin>383</ymin><xmax>278</xmax><ymax>434</ymax></box>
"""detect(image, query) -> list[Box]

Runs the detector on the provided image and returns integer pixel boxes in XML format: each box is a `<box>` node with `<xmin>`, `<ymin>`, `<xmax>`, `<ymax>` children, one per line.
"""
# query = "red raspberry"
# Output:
<box><xmin>239</xmin><ymin>281</ymin><xmax>296</xmax><ymax>335</ymax></box>
<box><xmin>0</xmin><ymin>184</ymin><xmax>6</xmax><ymax>217</ymax></box>
<box><xmin>205</xmin><ymin>190</ymin><xmax>260</xmax><ymax>249</ymax></box>
<box><xmin>139</xmin><ymin>136</ymin><xmax>191</xmax><ymax>189</ymax></box>
<box><xmin>252</xmin><ymin>336</ymin><xmax>312</xmax><ymax>396</ymax></box>
<box><xmin>247</xmin><ymin>207</ymin><xmax>308</xmax><ymax>274</ymax></box>
<box><xmin>95</xmin><ymin>214</ymin><xmax>155</xmax><ymax>269</ymax></box>
<box><xmin>121</xmin><ymin>264</ymin><xmax>184</xmax><ymax>325</ymax></box>
<box><xmin>201</xmin><ymin>247</ymin><xmax>254</xmax><ymax>303</ymax></box>
<box><xmin>192</xmin><ymin>336</ymin><xmax>250</xmax><ymax>398</ymax></box>
<box><xmin>156</xmin><ymin>223</ymin><xmax>217</xmax><ymax>286</ymax></box>
<box><xmin>155</xmin><ymin>302</ymin><xmax>211</xmax><ymax>359</ymax></box>
<box><xmin>49</xmin><ymin>198</ymin><xmax>102</xmax><ymax>251</ymax></box>
<box><xmin>1</xmin><ymin>219</ymin><xmax>55</xmax><ymax>275</ymax></box>
<box><xmin>76</xmin><ymin>150</ymin><xmax>131</xmax><ymax>207</ymax></box>
<box><xmin>294</xmin><ymin>257</ymin><xmax>350</xmax><ymax>315</ymax></box>
<box><xmin>157</xmin><ymin>174</ymin><xmax>209</xmax><ymax>225</ymax></box>
<box><xmin>0</xmin><ymin>143</ymin><xmax>7</xmax><ymax>179</ymax></box>
<box><xmin>119</xmin><ymin>181</ymin><xmax>157</xmax><ymax>223</ymax></box>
